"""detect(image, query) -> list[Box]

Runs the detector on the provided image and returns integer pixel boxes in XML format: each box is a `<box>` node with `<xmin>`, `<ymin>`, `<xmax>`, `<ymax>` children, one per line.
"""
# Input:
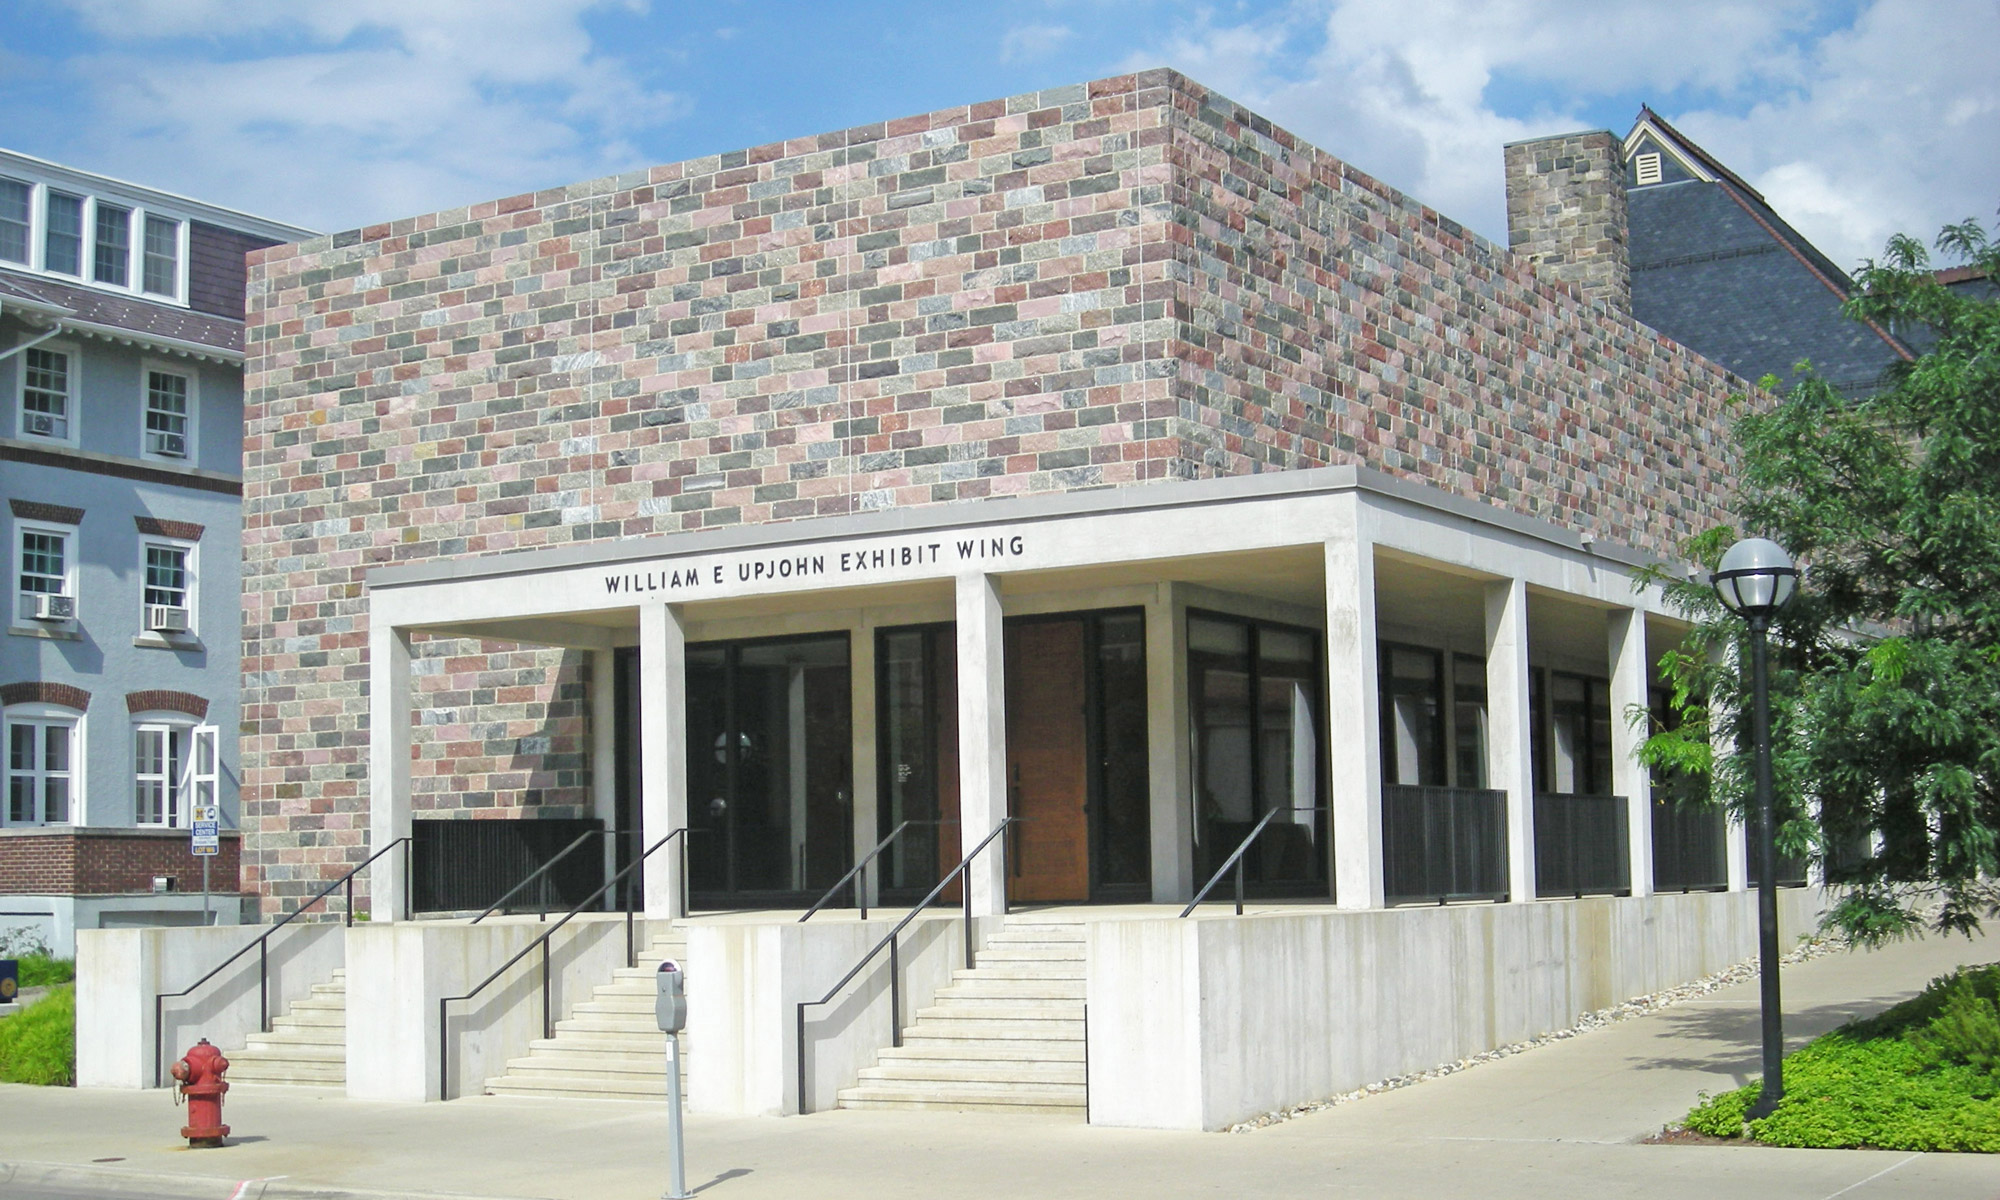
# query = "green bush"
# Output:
<box><xmin>0</xmin><ymin>983</ymin><xmax>75</xmax><ymax>1086</ymax></box>
<box><xmin>1681</xmin><ymin>963</ymin><xmax>2000</xmax><ymax>1151</ymax></box>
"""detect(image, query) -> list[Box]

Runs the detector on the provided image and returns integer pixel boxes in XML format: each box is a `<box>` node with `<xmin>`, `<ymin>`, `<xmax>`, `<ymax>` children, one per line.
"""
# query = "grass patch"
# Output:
<box><xmin>1683</xmin><ymin>962</ymin><xmax>2000</xmax><ymax>1151</ymax></box>
<box><xmin>14</xmin><ymin>952</ymin><xmax>75</xmax><ymax>988</ymax></box>
<box><xmin>0</xmin><ymin>983</ymin><xmax>75</xmax><ymax>1086</ymax></box>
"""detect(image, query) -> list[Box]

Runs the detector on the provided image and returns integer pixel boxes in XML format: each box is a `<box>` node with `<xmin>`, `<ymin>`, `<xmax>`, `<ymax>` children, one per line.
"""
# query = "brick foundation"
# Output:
<box><xmin>0</xmin><ymin>827</ymin><xmax>241</xmax><ymax>895</ymax></box>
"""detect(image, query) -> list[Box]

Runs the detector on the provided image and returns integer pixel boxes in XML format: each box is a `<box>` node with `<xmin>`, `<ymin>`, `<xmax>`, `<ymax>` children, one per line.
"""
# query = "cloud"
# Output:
<box><xmin>1121</xmin><ymin>0</ymin><xmax>1998</xmax><ymax>268</ymax></box>
<box><xmin>42</xmin><ymin>0</ymin><xmax>684</xmax><ymax>232</ymax></box>
<box><xmin>1001</xmin><ymin>22</ymin><xmax>1075</xmax><ymax>65</ymax></box>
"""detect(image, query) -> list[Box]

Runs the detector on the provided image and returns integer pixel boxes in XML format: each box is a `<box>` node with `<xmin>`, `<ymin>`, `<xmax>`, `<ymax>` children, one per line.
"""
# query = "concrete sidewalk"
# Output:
<box><xmin>6</xmin><ymin>931</ymin><xmax>1999</xmax><ymax>1200</ymax></box>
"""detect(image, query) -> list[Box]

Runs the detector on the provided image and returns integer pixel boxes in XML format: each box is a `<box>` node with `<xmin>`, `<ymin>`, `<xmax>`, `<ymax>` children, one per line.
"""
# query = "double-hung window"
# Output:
<box><xmin>20</xmin><ymin>344</ymin><xmax>75</xmax><ymax>443</ymax></box>
<box><xmin>142</xmin><ymin>214</ymin><xmax>180</xmax><ymax>296</ymax></box>
<box><xmin>16</xmin><ymin>521</ymin><xmax>75</xmax><ymax>624</ymax></box>
<box><xmin>5</xmin><ymin>714</ymin><xmax>74</xmax><ymax>826</ymax></box>
<box><xmin>134</xmin><ymin>721</ymin><xmax>215</xmax><ymax>827</ymax></box>
<box><xmin>140</xmin><ymin>538</ymin><xmax>195</xmax><ymax>634</ymax></box>
<box><xmin>93</xmin><ymin>202</ymin><xmax>131</xmax><ymax>286</ymax></box>
<box><xmin>0</xmin><ymin>177</ymin><xmax>28</xmax><ymax>264</ymax></box>
<box><xmin>43</xmin><ymin>191</ymin><xmax>83</xmax><ymax>275</ymax></box>
<box><xmin>143</xmin><ymin>365</ymin><xmax>194</xmax><ymax>459</ymax></box>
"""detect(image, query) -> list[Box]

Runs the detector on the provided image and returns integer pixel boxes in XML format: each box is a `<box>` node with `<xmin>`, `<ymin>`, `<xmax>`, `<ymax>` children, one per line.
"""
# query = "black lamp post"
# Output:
<box><xmin>1711</xmin><ymin>536</ymin><xmax>1798</xmax><ymax>1119</ymax></box>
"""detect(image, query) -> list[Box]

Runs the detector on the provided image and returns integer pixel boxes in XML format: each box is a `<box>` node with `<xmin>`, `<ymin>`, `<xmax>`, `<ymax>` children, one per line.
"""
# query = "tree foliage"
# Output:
<box><xmin>1641</xmin><ymin>216</ymin><xmax>2000</xmax><ymax>943</ymax></box>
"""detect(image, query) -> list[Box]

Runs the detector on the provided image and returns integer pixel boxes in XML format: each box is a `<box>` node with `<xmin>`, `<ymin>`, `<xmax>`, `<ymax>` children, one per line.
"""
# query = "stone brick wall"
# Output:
<box><xmin>1503</xmin><ymin>130</ymin><xmax>1633</xmax><ymax>312</ymax></box>
<box><xmin>0</xmin><ymin>828</ymin><xmax>241</xmax><ymax>894</ymax></box>
<box><xmin>240</xmin><ymin>71</ymin><xmax>1747</xmax><ymax>912</ymax></box>
<box><xmin>1169</xmin><ymin>90</ymin><xmax>1728</xmax><ymax>549</ymax></box>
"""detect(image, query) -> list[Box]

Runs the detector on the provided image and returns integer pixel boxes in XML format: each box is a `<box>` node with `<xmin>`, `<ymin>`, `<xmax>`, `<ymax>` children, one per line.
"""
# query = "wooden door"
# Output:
<box><xmin>1004</xmin><ymin>620</ymin><xmax>1090</xmax><ymax>902</ymax></box>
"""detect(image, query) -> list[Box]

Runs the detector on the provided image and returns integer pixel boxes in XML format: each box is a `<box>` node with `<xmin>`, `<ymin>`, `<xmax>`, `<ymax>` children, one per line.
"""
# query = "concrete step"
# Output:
<box><xmin>484</xmin><ymin>1074</ymin><xmax>682</xmax><ymax>1101</ymax></box>
<box><xmin>835</xmin><ymin>1083</ymin><xmax>1084</xmax><ymax>1112</ymax></box>
<box><xmin>528</xmin><ymin>1032</ymin><xmax>682</xmax><ymax>1054</ymax></box>
<box><xmin>883</xmin><ymin>1039</ymin><xmax>1085</xmax><ymax>1062</ymax></box>
<box><xmin>227</xmin><ymin>1059</ymin><xmax>345</xmax><ymax>1085</ymax></box>
<box><xmin>949</xmin><ymin>963</ymin><xmax>1083</xmax><ymax>981</ymax></box>
<box><xmin>244</xmin><ymin>1024</ymin><xmax>344</xmax><ymax>1046</ymax></box>
<box><xmin>933</xmin><ymin>979</ymin><xmax>1085</xmax><ymax>1001</ymax></box>
<box><xmin>235</xmin><ymin>1039</ymin><xmax>343</xmax><ymax>1062</ymax></box>
<box><xmin>913</xmin><ymin>1004</ymin><xmax>1084</xmax><ymax>1025</ymax></box>
<box><xmin>856</xmin><ymin>1060</ymin><xmax>1084</xmax><ymax>1086</ymax></box>
<box><xmin>224</xmin><ymin>971</ymin><xmax>348</xmax><ymax>1088</ymax></box>
<box><xmin>501</xmin><ymin>1053</ymin><xmax>680</xmax><ymax>1079</ymax></box>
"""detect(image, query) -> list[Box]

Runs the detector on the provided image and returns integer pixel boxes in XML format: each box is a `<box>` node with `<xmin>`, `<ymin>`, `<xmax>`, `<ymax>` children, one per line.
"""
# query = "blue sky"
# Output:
<box><xmin>1</xmin><ymin>0</ymin><xmax>1993</xmax><ymax>270</ymax></box>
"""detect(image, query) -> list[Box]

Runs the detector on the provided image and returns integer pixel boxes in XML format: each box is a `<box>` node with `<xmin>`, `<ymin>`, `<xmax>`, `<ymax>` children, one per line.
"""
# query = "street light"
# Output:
<box><xmin>1711</xmin><ymin>536</ymin><xmax>1798</xmax><ymax>1119</ymax></box>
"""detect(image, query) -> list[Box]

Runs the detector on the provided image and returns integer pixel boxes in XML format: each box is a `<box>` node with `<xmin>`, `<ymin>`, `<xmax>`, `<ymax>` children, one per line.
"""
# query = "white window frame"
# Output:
<box><xmin>139</xmin><ymin>534</ymin><xmax>198</xmax><ymax>637</ymax></box>
<box><xmin>4</xmin><ymin>704</ymin><xmax>80</xmax><ymax>827</ymax></box>
<box><xmin>0</xmin><ymin>171</ymin><xmax>189</xmax><ymax>305</ymax></box>
<box><xmin>15</xmin><ymin>517</ymin><xmax>78</xmax><ymax>627</ymax></box>
<box><xmin>17</xmin><ymin>340</ymin><xmax>81</xmax><ymax>447</ymax></box>
<box><xmin>0</xmin><ymin>175</ymin><xmax>30</xmax><ymax>267</ymax></box>
<box><xmin>133</xmin><ymin>715</ymin><xmax>208</xmax><ymax>828</ymax></box>
<box><xmin>139</xmin><ymin>360</ymin><xmax>198</xmax><ymax>463</ymax></box>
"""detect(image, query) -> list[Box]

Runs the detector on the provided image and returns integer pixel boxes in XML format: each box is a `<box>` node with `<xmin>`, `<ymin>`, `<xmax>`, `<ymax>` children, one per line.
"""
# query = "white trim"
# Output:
<box><xmin>14</xmin><ymin>516</ymin><xmax>79</xmax><ymax>629</ymax></box>
<box><xmin>3</xmin><ymin>705</ymin><xmax>80</xmax><ymax>827</ymax></box>
<box><xmin>131</xmin><ymin>711</ymin><xmax>202</xmax><ymax>829</ymax></box>
<box><xmin>51</xmin><ymin>319</ymin><xmax>241</xmax><ymax>365</ymax></box>
<box><xmin>0</xmin><ymin>147</ymin><xmax>314</xmax><ymax>244</ymax></box>
<box><xmin>137</xmin><ymin>532</ymin><xmax>199</xmax><ymax>637</ymax></box>
<box><xmin>1619</xmin><ymin>120</ymin><xmax>1714</xmax><ymax>185</ymax></box>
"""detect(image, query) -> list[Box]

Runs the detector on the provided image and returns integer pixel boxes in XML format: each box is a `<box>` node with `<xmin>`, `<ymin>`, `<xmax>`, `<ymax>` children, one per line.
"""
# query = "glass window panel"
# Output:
<box><xmin>44</xmin><ymin>775</ymin><xmax>68</xmax><ymax>824</ymax></box>
<box><xmin>147</xmin><ymin>371</ymin><xmax>190</xmax><ymax>436</ymax></box>
<box><xmin>1188</xmin><ymin>616</ymin><xmax>1249</xmax><ymax>656</ymax></box>
<box><xmin>145</xmin><ymin>545</ymin><xmax>188</xmax><ymax>607</ymax></box>
<box><xmin>143</xmin><ymin>215</ymin><xmax>179</xmax><ymax>294</ymax></box>
<box><xmin>1095</xmin><ymin>613</ymin><xmax>1151</xmax><ymax>888</ymax></box>
<box><xmin>20</xmin><ymin>531</ymin><xmax>66</xmax><ymax>594</ymax></box>
<box><xmin>0</xmin><ymin>178</ymin><xmax>29</xmax><ymax>263</ymax></box>
<box><xmin>43</xmin><ymin>724</ymin><xmax>67</xmax><ymax>771</ymax></box>
<box><xmin>23</xmin><ymin>348</ymin><xmax>70</xmax><ymax>436</ymax></box>
<box><xmin>45</xmin><ymin>192</ymin><xmax>82</xmax><ymax>274</ymax></box>
<box><xmin>94</xmin><ymin>203</ymin><xmax>130</xmax><ymax>285</ymax></box>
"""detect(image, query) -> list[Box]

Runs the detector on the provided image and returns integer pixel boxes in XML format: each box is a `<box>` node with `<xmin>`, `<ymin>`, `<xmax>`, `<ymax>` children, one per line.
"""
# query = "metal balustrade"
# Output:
<box><xmin>1382</xmin><ymin>785</ymin><xmax>1508</xmax><ymax>905</ymax></box>
<box><xmin>1533</xmin><ymin>794</ymin><xmax>1631</xmax><ymax>898</ymax></box>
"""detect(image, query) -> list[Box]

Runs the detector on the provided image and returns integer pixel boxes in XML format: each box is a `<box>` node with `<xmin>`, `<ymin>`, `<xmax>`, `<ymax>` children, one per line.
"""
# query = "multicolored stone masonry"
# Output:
<box><xmin>1503</xmin><ymin>130</ymin><xmax>1633</xmax><ymax>313</ymax></box>
<box><xmin>240</xmin><ymin>71</ymin><xmax>1744</xmax><ymax>912</ymax></box>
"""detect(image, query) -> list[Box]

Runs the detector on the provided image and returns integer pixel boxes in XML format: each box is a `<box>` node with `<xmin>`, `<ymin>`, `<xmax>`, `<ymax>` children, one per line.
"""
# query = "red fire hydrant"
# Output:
<box><xmin>170</xmin><ymin>1038</ymin><xmax>231</xmax><ymax>1147</ymax></box>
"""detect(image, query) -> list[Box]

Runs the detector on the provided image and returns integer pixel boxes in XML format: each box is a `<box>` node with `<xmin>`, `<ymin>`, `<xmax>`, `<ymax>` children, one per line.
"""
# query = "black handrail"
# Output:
<box><xmin>437</xmin><ymin>827</ymin><xmax>690</xmax><ymax>1101</ymax></box>
<box><xmin>154</xmin><ymin>836</ymin><xmax>411</xmax><ymax>1087</ymax></box>
<box><xmin>799</xmin><ymin>819</ymin><xmax>956</xmax><ymax>923</ymax></box>
<box><xmin>795</xmin><ymin>818</ymin><xmax>1014</xmax><ymax>1114</ymax></box>
<box><xmin>470</xmin><ymin>827</ymin><xmax>607</xmax><ymax>924</ymax></box>
<box><xmin>1178</xmin><ymin>806</ymin><xmax>1330</xmax><ymax>917</ymax></box>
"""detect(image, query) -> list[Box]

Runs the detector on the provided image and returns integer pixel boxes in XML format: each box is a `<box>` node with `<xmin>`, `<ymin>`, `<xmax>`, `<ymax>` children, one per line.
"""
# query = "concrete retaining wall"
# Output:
<box><xmin>1085</xmin><ymin>888</ymin><xmax>1825</xmax><ymax>1130</ymax></box>
<box><xmin>77</xmin><ymin>920</ymin><xmax>344</xmax><ymax>1089</ymax></box>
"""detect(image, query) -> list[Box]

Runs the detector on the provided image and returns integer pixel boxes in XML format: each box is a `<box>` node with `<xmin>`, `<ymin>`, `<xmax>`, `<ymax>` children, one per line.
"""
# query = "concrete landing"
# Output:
<box><xmin>8</xmin><ymin>928</ymin><xmax>1999</xmax><ymax>1200</ymax></box>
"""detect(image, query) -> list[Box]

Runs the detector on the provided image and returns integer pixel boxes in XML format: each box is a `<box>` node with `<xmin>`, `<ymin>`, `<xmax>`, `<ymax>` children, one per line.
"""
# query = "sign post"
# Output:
<box><xmin>190</xmin><ymin>805</ymin><xmax>220</xmax><ymax>926</ymax></box>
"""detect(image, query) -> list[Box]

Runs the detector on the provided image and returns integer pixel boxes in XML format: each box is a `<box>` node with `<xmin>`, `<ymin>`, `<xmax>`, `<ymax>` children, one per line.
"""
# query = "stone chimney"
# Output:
<box><xmin>1504</xmin><ymin>131</ymin><xmax>1631</xmax><ymax>313</ymax></box>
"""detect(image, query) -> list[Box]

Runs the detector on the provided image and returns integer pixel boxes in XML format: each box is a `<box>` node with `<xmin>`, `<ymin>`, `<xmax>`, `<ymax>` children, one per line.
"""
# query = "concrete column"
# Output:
<box><xmin>1326</xmin><ymin>500</ymin><xmax>1384</xmax><ymax>910</ymax></box>
<box><xmin>368</xmin><ymin>621</ymin><xmax>413</xmax><ymax>921</ymax></box>
<box><xmin>1485</xmin><ymin>578</ymin><xmax>1537</xmax><ymax>902</ymax></box>
<box><xmin>590</xmin><ymin>647</ymin><xmax>619</xmax><ymax>884</ymax></box>
<box><xmin>1145</xmin><ymin>584</ymin><xmax>1193</xmax><ymax>903</ymax></box>
<box><xmin>849</xmin><ymin>617</ymin><xmax>880</xmax><ymax>908</ymax></box>
<box><xmin>639</xmin><ymin>601</ymin><xmax>689</xmax><ymax>918</ymax></box>
<box><xmin>954</xmin><ymin>572</ymin><xmax>1008</xmax><ymax>916</ymax></box>
<box><xmin>1608</xmin><ymin>607</ymin><xmax>1654</xmax><ymax>897</ymax></box>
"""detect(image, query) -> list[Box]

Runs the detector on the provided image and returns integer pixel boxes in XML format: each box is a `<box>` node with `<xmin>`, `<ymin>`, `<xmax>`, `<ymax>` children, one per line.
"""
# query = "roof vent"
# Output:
<box><xmin>1635</xmin><ymin>152</ymin><xmax>1663</xmax><ymax>186</ymax></box>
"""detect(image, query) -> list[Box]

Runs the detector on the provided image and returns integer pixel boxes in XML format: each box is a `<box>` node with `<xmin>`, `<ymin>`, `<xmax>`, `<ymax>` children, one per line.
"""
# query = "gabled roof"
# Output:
<box><xmin>1622</xmin><ymin>106</ymin><xmax>1913</xmax><ymax>394</ymax></box>
<box><xmin>0</xmin><ymin>267</ymin><xmax>245</xmax><ymax>361</ymax></box>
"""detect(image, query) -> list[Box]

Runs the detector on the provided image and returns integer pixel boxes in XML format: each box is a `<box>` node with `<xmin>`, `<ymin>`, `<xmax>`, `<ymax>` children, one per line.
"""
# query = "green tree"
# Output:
<box><xmin>1642</xmin><ymin>216</ymin><xmax>2000</xmax><ymax>944</ymax></box>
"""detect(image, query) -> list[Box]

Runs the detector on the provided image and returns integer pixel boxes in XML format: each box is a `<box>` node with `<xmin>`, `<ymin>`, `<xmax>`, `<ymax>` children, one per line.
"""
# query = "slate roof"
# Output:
<box><xmin>0</xmin><ymin>266</ymin><xmax>244</xmax><ymax>356</ymax></box>
<box><xmin>1624</xmin><ymin>107</ymin><xmax>1911</xmax><ymax>397</ymax></box>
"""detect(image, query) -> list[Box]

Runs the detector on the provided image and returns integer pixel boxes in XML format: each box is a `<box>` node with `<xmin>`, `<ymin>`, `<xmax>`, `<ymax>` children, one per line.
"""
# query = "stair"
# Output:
<box><xmin>837</xmin><ymin>918</ymin><xmax>1087</xmax><ymax>1114</ymax></box>
<box><xmin>225</xmin><ymin>969</ymin><xmax>347</xmax><ymax>1086</ymax></box>
<box><xmin>483</xmin><ymin>929</ymin><xmax>689</xmax><ymax>1102</ymax></box>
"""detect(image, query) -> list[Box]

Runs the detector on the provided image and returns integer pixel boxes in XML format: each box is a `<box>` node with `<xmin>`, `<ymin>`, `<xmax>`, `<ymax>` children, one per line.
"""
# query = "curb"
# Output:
<box><xmin>0</xmin><ymin>1160</ymin><xmax>520</xmax><ymax>1200</ymax></box>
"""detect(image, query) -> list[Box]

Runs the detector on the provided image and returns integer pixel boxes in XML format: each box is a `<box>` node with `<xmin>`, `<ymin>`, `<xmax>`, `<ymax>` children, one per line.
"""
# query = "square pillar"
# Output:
<box><xmin>367</xmin><ymin>621</ymin><xmax>412</xmax><ymax>921</ymax></box>
<box><xmin>849</xmin><ymin>618</ymin><xmax>880</xmax><ymax>908</ymax></box>
<box><xmin>1145</xmin><ymin>584</ymin><xmax>1193</xmax><ymax>903</ymax></box>
<box><xmin>590</xmin><ymin>647</ymin><xmax>619</xmax><ymax>884</ymax></box>
<box><xmin>1485</xmin><ymin>578</ymin><xmax>1537</xmax><ymax>903</ymax></box>
<box><xmin>640</xmin><ymin>601</ymin><xmax>688</xmax><ymax>918</ymax></box>
<box><xmin>1608</xmin><ymin>607</ymin><xmax>1654</xmax><ymax>897</ymax></box>
<box><xmin>954</xmin><ymin>572</ymin><xmax>1008</xmax><ymax>916</ymax></box>
<box><xmin>1326</xmin><ymin>501</ymin><xmax>1384</xmax><ymax>910</ymax></box>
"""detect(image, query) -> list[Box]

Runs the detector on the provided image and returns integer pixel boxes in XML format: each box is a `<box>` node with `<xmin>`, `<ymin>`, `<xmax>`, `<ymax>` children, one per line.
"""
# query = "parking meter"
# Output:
<box><xmin>655</xmin><ymin>960</ymin><xmax>687</xmax><ymax>1033</ymax></box>
<box><xmin>655</xmin><ymin>959</ymin><xmax>689</xmax><ymax>1199</ymax></box>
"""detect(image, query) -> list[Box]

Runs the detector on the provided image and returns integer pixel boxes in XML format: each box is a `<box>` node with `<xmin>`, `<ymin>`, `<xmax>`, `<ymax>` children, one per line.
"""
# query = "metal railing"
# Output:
<box><xmin>436</xmin><ymin>827</ymin><xmax>690</xmax><ymax>1101</ymax></box>
<box><xmin>412</xmin><ymin>817</ymin><xmax>605</xmax><ymax>915</ymax></box>
<box><xmin>154</xmin><ymin>836</ymin><xmax>411</xmax><ymax>1087</ymax></box>
<box><xmin>1179</xmin><ymin>806</ymin><xmax>1330</xmax><ymax>917</ymax></box>
<box><xmin>1652</xmin><ymin>800</ymin><xmax>1730</xmax><ymax>892</ymax></box>
<box><xmin>1534</xmin><ymin>793</ymin><xmax>1631</xmax><ymax>898</ymax></box>
<box><xmin>799</xmin><ymin>820</ymin><xmax>953</xmax><ymax>923</ymax></box>
<box><xmin>795</xmin><ymin>818</ymin><xmax>1015</xmax><ymax>1114</ymax></box>
<box><xmin>1383</xmin><ymin>785</ymin><xmax>1509</xmax><ymax>905</ymax></box>
<box><xmin>471</xmin><ymin>827</ymin><xmax>616</xmax><ymax>924</ymax></box>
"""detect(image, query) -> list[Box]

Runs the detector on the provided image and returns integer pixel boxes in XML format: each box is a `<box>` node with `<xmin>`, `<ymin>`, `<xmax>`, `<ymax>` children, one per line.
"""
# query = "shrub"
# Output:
<box><xmin>1925</xmin><ymin>973</ymin><xmax>2000</xmax><ymax>1075</ymax></box>
<box><xmin>15</xmin><ymin>953</ymin><xmax>76</xmax><ymax>988</ymax></box>
<box><xmin>0</xmin><ymin>983</ymin><xmax>75</xmax><ymax>1086</ymax></box>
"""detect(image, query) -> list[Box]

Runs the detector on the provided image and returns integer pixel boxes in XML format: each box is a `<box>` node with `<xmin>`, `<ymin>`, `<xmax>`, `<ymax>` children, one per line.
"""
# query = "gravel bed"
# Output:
<box><xmin>1225</xmin><ymin>932</ymin><xmax>1848</xmax><ymax>1133</ymax></box>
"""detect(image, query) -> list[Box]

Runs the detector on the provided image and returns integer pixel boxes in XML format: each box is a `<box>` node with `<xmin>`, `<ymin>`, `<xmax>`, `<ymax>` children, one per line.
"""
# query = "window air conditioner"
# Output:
<box><xmin>145</xmin><ymin>604</ymin><xmax>190</xmax><ymax>633</ymax></box>
<box><xmin>32</xmin><ymin>594</ymin><xmax>76</xmax><ymax>621</ymax></box>
<box><xmin>23</xmin><ymin>411</ymin><xmax>58</xmax><ymax>437</ymax></box>
<box><xmin>147</xmin><ymin>430</ymin><xmax>188</xmax><ymax>457</ymax></box>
